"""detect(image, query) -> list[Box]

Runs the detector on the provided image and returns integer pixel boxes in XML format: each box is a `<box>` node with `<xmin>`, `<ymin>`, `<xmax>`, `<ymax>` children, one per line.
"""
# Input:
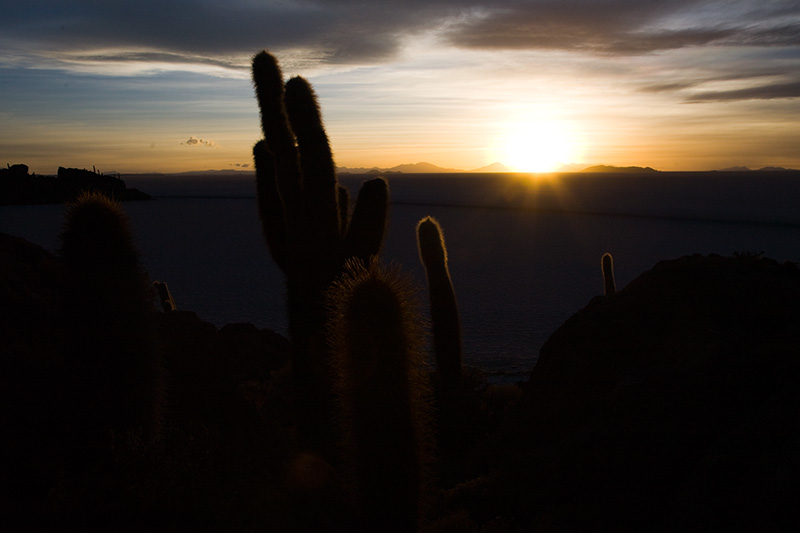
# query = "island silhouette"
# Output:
<box><xmin>1</xmin><ymin>164</ymin><xmax>150</xmax><ymax>205</ymax></box>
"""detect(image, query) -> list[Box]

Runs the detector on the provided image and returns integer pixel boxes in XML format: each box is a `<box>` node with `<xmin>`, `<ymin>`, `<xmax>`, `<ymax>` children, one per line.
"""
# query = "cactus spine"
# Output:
<box><xmin>417</xmin><ymin>217</ymin><xmax>463</xmax><ymax>389</ymax></box>
<box><xmin>252</xmin><ymin>51</ymin><xmax>389</xmax><ymax>457</ymax></box>
<box><xmin>602</xmin><ymin>252</ymin><xmax>616</xmax><ymax>295</ymax></box>
<box><xmin>327</xmin><ymin>259</ymin><xmax>432</xmax><ymax>532</ymax></box>
<box><xmin>60</xmin><ymin>191</ymin><xmax>163</xmax><ymax>445</ymax></box>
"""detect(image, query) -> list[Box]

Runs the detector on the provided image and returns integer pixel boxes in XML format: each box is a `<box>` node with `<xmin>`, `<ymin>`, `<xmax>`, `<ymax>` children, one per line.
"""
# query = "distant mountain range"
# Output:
<box><xmin>578</xmin><ymin>165</ymin><xmax>659</xmax><ymax>173</ymax></box>
<box><xmin>121</xmin><ymin>162</ymin><xmax>797</xmax><ymax>177</ymax></box>
<box><xmin>336</xmin><ymin>161</ymin><xmax>512</xmax><ymax>174</ymax></box>
<box><xmin>716</xmin><ymin>166</ymin><xmax>797</xmax><ymax>172</ymax></box>
<box><xmin>336</xmin><ymin>162</ymin><xmax>665</xmax><ymax>174</ymax></box>
<box><xmin>337</xmin><ymin>162</ymin><xmax>797</xmax><ymax>174</ymax></box>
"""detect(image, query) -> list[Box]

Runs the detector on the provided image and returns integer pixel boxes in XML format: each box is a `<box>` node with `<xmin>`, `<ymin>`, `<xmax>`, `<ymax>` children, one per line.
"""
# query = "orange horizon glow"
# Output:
<box><xmin>2</xmin><ymin>2</ymin><xmax>799</xmax><ymax>176</ymax></box>
<box><xmin>7</xmin><ymin>78</ymin><xmax>800</xmax><ymax>176</ymax></box>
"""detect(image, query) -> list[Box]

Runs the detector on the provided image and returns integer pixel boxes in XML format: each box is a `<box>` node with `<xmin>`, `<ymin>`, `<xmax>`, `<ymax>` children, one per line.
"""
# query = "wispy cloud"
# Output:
<box><xmin>686</xmin><ymin>80</ymin><xmax>800</xmax><ymax>102</ymax></box>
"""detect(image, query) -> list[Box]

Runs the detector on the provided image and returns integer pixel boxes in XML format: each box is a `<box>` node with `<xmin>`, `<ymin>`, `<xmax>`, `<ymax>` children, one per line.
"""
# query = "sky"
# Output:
<box><xmin>1</xmin><ymin>0</ymin><xmax>799</xmax><ymax>174</ymax></box>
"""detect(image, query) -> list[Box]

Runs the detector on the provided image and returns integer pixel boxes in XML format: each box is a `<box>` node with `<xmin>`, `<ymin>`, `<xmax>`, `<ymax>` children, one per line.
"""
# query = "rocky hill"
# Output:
<box><xmin>490</xmin><ymin>252</ymin><xmax>800</xmax><ymax>530</ymax></box>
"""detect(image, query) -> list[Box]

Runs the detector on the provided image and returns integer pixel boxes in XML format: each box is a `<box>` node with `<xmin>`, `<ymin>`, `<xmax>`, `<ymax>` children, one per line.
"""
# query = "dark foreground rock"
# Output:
<box><xmin>489</xmin><ymin>253</ymin><xmax>800</xmax><ymax>531</ymax></box>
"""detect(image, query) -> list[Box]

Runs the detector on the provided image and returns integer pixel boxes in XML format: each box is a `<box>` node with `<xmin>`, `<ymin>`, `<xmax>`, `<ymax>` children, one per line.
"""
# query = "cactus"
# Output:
<box><xmin>327</xmin><ymin>259</ymin><xmax>432</xmax><ymax>532</ymax></box>
<box><xmin>602</xmin><ymin>252</ymin><xmax>616</xmax><ymax>295</ymax></box>
<box><xmin>60</xmin><ymin>191</ymin><xmax>163</xmax><ymax>445</ymax></box>
<box><xmin>417</xmin><ymin>217</ymin><xmax>463</xmax><ymax>389</ymax></box>
<box><xmin>251</xmin><ymin>51</ymin><xmax>389</xmax><ymax>456</ymax></box>
<box><xmin>153</xmin><ymin>280</ymin><xmax>177</xmax><ymax>312</ymax></box>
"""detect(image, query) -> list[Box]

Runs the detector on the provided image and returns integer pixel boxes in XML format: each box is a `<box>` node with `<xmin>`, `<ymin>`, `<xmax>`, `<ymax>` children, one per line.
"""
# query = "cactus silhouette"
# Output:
<box><xmin>602</xmin><ymin>252</ymin><xmax>616</xmax><ymax>295</ymax></box>
<box><xmin>417</xmin><ymin>217</ymin><xmax>463</xmax><ymax>389</ymax></box>
<box><xmin>251</xmin><ymin>51</ymin><xmax>389</xmax><ymax>456</ymax></box>
<box><xmin>153</xmin><ymin>280</ymin><xmax>177</xmax><ymax>312</ymax></box>
<box><xmin>327</xmin><ymin>259</ymin><xmax>432</xmax><ymax>532</ymax></box>
<box><xmin>60</xmin><ymin>191</ymin><xmax>163</xmax><ymax>446</ymax></box>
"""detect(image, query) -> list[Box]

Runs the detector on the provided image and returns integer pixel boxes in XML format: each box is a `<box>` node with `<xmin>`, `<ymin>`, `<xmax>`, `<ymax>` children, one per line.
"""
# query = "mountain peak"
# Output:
<box><xmin>581</xmin><ymin>165</ymin><xmax>659</xmax><ymax>173</ymax></box>
<box><xmin>388</xmin><ymin>162</ymin><xmax>459</xmax><ymax>173</ymax></box>
<box><xmin>718</xmin><ymin>166</ymin><xmax>752</xmax><ymax>172</ymax></box>
<box><xmin>470</xmin><ymin>162</ymin><xmax>510</xmax><ymax>172</ymax></box>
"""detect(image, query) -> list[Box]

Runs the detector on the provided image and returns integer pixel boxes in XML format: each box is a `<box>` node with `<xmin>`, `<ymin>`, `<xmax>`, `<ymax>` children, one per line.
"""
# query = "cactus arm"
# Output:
<box><xmin>343</xmin><ymin>177</ymin><xmax>389</xmax><ymax>263</ymax></box>
<box><xmin>253</xmin><ymin>141</ymin><xmax>290</xmax><ymax>271</ymax></box>
<box><xmin>252</xmin><ymin>51</ymin><xmax>302</xmax><ymax>229</ymax></box>
<box><xmin>284</xmin><ymin>76</ymin><xmax>342</xmax><ymax>254</ymax></box>
<box><xmin>283</xmin><ymin>77</ymin><xmax>338</xmax><ymax>199</ymax></box>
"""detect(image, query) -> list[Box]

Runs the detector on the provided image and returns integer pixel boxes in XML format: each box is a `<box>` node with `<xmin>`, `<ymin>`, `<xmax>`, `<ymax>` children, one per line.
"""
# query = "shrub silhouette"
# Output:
<box><xmin>602</xmin><ymin>252</ymin><xmax>616</xmax><ymax>295</ymax></box>
<box><xmin>60</xmin><ymin>191</ymin><xmax>163</xmax><ymax>448</ymax></box>
<box><xmin>251</xmin><ymin>51</ymin><xmax>389</xmax><ymax>457</ymax></box>
<box><xmin>327</xmin><ymin>259</ymin><xmax>433</xmax><ymax>532</ymax></box>
<box><xmin>417</xmin><ymin>216</ymin><xmax>463</xmax><ymax>389</ymax></box>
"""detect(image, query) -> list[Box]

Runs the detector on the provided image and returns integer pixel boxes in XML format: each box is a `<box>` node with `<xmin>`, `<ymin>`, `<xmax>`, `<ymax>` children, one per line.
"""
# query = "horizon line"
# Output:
<box><xmin>10</xmin><ymin>161</ymin><xmax>800</xmax><ymax>176</ymax></box>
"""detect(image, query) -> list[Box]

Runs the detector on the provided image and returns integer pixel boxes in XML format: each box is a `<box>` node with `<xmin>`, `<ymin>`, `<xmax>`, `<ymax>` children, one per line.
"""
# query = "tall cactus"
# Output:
<box><xmin>327</xmin><ymin>259</ymin><xmax>432</xmax><ymax>532</ymax></box>
<box><xmin>417</xmin><ymin>217</ymin><xmax>463</xmax><ymax>389</ymax></box>
<box><xmin>602</xmin><ymin>252</ymin><xmax>616</xmax><ymax>295</ymax></box>
<box><xmin>251</xmin><ymin>51</ymin><xmax>389</xmax><ymax>456</ymax></box>
<box><xmin>60</xmin><ymin>191</ymin><xmax>163</xmax><ymax>446</ymax></box>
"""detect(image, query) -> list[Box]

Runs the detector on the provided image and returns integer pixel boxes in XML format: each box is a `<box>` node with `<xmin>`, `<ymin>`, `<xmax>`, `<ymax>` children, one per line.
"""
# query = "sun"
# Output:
<box><xmin>499</xmin><ymin>117</ymin><xmax>580</xmax><ymax>173</ymax></box>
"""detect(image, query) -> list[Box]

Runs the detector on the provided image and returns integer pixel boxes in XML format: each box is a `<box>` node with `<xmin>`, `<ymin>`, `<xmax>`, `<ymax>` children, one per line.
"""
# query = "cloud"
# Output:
<box><xmin>5</xmin><ymin>1</ymin><xmax>793</xmax><ymax>70</ymax></box>
<box><xmin>448</xmin><ymin>25</ymin><xmax>738</xmax><ymax>55</ymax></box>
<box><xmin>2</xmin><ymin>0</ymin><xmax>798</xmax><ymax>92</ymax></box>
<box><xmin>183</xmin><ymin>136</ymin><xmax>217</xmax><ymax>147</ymax></box>
<box><xmin>686</xmin><ymin>80</ymin><xmax>800</xmax><ymax>102</ymax></box>
<box><xmin>443</xmin><ymin>1</ymin><xmax>800</xmax><ymax>55</ymax></box>
<box><xmin>1</xmin><ymin>0</ymin><xmax>456</xmax><ymax>71</ymax></box>
<box><xmin>640</xmin><ymin>81</ymin><xmax>700</xmax><ymax>93</ymax></box>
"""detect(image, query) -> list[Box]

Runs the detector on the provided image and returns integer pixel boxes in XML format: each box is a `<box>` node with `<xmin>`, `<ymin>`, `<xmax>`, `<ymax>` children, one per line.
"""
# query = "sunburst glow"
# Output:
<box><xmin>499</xmin><ymin>116</ymin><xmax>582</xmax><ymax>173</ymax></box>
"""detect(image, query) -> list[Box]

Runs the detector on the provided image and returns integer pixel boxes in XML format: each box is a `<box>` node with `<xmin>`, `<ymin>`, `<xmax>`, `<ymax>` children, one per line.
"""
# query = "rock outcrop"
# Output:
<box><xmin>493</xmin><ymin>253</ymin><xmax>800</xmax><ymax>530</ymax></box>
<box><xmin>0</xmin><ymin>165</ymin><xmax>150</xmax><ymax>205</ymax></box>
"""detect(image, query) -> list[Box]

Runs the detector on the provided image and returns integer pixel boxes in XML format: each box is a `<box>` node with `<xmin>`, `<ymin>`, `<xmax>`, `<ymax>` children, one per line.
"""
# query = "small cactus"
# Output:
<box><xmin>417</xmin><ymin>217</ymin><xmax>463</xmax><ymax>389</ymax></box>
<box><xmin>60</xmin><ymin>191</ymin><xmax>163</xmax><ymax>445</ymax></box>
<box><xmin>153</xmin><ymin>281</ymin><xmax>177</xmax><ymax>312</ymax></box>
<box><xmin>602</xmin><ymin>252</ymin><xmax>616</xmax><ymax>295</ymax></box>
<box><xmin>327</xmin><ymin>259</ymin><xmax>432</xmax><ymax>532</ymax></box>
